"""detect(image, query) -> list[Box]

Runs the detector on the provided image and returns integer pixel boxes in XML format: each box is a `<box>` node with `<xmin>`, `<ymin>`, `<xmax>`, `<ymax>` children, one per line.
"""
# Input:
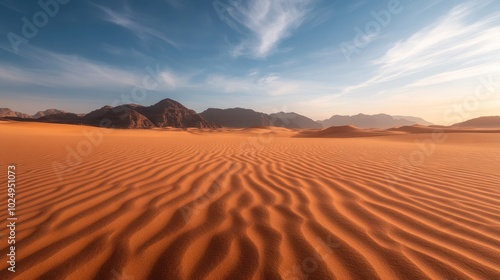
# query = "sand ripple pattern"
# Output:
<box><xmin>1</xmin><ymin>126</ymin><xmax>499</xmax><ymax>280</ymax></box>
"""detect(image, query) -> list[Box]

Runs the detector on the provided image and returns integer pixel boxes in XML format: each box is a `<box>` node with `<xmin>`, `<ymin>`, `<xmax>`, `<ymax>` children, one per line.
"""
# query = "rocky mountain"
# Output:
<box><xmin>393</xmin><ymin>115</ymin><xmax>434</xmax><ymax>126</ymax></box>
<box><xmin>135</xmin><ymin>99</ymin><xmax>216</xmax><ymax>128</ymax></box>
<box><xmin>269</xmin><ymin>112</ymin><xmax>322</xmax><ymax>129</ymax></box>
<box><xmin>79</xmin><ymin>99</ymin><xmax>219</xmax><ymax>129</ymax></box>
<box><xmin>0</xmin><ymin>108</ymin><xmax>32</xmax><ymax>118</ymax></box>
<box><xmin>82</xmin><ymin>105</ymin><xmax>155</xmax><ymax>129</ymax></box>
<box><xmin>33</xmin><ymin>109</ymin><xmax>66</xmax><ymax>119</ymax></box>
<box><xmin>0</xmin><ymin>102</ymin><xmax>438</xmax><ymax>130</ymax></box>
<box><xmin>200</xmin><ymin>108</ymin><xmax>270</xmax><ymax>128</ymax></box>
<box><xmin>4</xmin><ymin>99</ymin><xmax>218</xmax><ymax>129</ymax></box>
<box><xmin>37</xmin><ymin>113</ymin><xmax>85</xmax><ymax>124</ymax></box>
<box><xmin>200</xmin><ymin>108</ymin><xmax>322</xmax><ymax>128</ymax></box>
<box><xmin>453</xmin><ymin>116</ymin><xmax>500</xmax><ymax>128</ymax></box>
<box><xmin>319</xmin><ymin>114</ymin><xmax>430</xmax><ymax>129</ymax></box>
<box><xmin>0</xmin><ymin>108</ymin><xmax>68</xmax><ymax>119</ymax></box>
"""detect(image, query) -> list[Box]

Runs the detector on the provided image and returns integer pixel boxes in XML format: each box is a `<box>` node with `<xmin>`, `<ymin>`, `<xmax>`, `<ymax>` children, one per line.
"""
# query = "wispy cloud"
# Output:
<box><xmin>0</xmin><ymin>45</ymin><xmax>335</xmax><ymax>98</ymax></box>
<box><xmin>0</xmin><ymin>46</ymin><xmax>146</xmax><ymax>89</ymax></box>
<box><xmin>92</xmin><ymin>3</ymin><xmax>181</xmax><ymax>49</ymax></box>
<box><xmin>414</xmin><ymin>0</ymin><xmax>444</xmax><ymax>16</ymax></box>
<box><xmin>227</xmin><ymin>0</ymin><xmax>313</xmax><ymax>58</ymax></box>
<box><xmin>342</xmin><ymin>1</ymin><xmax>500</xmax><ymax>94</ymax></box>
<box><xmin>101</xmin><ymin>43</ymin><xmax>148</xmax><ymax>59</ymax></box>
<box><xmin>404</xmin><ymin>61</ymin><xmax>500</xmax><ymax>89</ymax></box>
<box><xmin>345</xmin><ymin>0</ymin><xmax>368</xmax><ymax>13</ymax></box>
<box><xmin>204</xmin><ymin>73</ymin><xmax>338</xmax><ymax>96</ymax></box>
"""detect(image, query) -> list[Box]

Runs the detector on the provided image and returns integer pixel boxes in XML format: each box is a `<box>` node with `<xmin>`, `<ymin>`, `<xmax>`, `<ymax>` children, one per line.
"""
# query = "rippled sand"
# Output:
<box><xmin>1</xmin><ymin>121</ymin><xmax>499</xmax><ymax>280</ymax></box>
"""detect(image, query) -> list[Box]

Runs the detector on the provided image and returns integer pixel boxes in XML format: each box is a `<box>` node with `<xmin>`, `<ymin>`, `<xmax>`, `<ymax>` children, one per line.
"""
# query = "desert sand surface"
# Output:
<box><xmin>1</xmin><ymin>121</ymin><xmax>500</xmax><ymax>280</ymax></box>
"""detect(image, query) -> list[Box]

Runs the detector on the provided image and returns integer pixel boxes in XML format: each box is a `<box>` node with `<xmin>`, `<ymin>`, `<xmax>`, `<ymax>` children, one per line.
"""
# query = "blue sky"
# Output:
<box><xmin>1</xmin><ymin>0</ymin><xmax>499</xmax><ymax>124</ymax></box>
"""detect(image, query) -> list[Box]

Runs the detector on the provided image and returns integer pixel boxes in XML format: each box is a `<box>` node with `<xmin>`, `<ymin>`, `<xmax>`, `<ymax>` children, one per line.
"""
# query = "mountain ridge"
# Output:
<box><xmin>200</xmin><ymin>108</ymin><xmax>323</xmax><ymax>129</ymax></box>
<box><xmin>4</xmin><ymin>101</ymin><xmax>490</xmax><ymax>130</ymax></box>
<box><xmin>2</xmin><ymin>99</ymin><xmax>219</xmax><ymax>129</ymax></box>
<box><xmin>319</xmin><ymin>113</ymin><xmax>433</xmax><ymax>129</ymax></box>
<box><xmin>453</xmin><ymin>116</ymin><xmax>500</xmax><ymax>128</ymax></box>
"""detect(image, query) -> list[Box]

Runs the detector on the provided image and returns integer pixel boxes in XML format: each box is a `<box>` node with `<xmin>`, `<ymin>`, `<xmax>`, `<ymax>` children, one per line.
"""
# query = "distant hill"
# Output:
<box><xmin>319</xmin><ymin>113</ymin><xmax>432</xmax><ymax>129</ymax></box>
<box><xmin>200</xmin><ymin>108</ymin><xmax>322</xmax><ymax>128</ymax></box>
<box><xmin>297</xmin><ymin>125</ymin><xmax>395</xmax><ymax>138</ymax></box>
<box><xmin>453</xmin><ymin>116</ymin><xmax>500</xmax><ymax>128</ymax></box>
<box><xmin>200</xmin><ymin>108</ymin><xmax>270</xmax><ymax>128</ymax></box>
<box><xmin>269</xmin><ymin>112</ymin><xmax>322</xmax><ymax>129</ymax></box>
<box><xmin>38</xmin><ymin>113</ymin><xmax>85</xmax><ymax>125</ymax></box>
<box><xmin>393</xmin><ymin>115</ymin><xmax>434</xmax><ymax>126</ymax></box>
<box><xmin>0</xmin><ymin>108</ymin><xmax>31</xmax><ymax>119</ymax></box>
<box><xmin>33</xmin><ymin>109</ymin><xmax>66</xmax><ymax>119</ymax></box>
<box><xmin>1</xmin><ymin>108</ymin><xmax>67</xmax><ymax>119</ymax></box>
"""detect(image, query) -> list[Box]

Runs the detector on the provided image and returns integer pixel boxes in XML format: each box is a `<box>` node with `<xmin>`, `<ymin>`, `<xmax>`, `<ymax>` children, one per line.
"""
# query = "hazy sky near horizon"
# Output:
<box><xmin>1</xmin><ymin>0</ymin><xmax>499</xmax><ymax>124</ymax></box>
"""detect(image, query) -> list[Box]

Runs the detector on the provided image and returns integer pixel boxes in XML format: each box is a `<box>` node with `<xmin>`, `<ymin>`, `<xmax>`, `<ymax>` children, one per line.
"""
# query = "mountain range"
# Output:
<box><xmin>1</xmin><ymin>99</ymin><xmax>219</xmax><ymax>129</ymax></box>
<box><xmin>319</xmin><ymin>113</ymin><xmax>433</xmax><ymax>129</ymax></box>
<box><xmin>199</xmin><ymin>108</ymin><xmax>323</xmax><ymax>129</ymax></box>
<box><xmin>1</xmin><ymin>98</ymin><xmax>498</xmax><ymax>129</ymax></box>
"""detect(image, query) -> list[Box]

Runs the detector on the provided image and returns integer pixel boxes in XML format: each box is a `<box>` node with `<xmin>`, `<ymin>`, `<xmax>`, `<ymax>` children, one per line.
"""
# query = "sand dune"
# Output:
<box><xmin>389</xmin><ymin>125</ymin><xmax>500</xmax><ymax>134</ymax></box>
<box><xmin>1</xmin><ymin>121</ymin><xmax>499</xmax><ymax>279</ymax></box>
<box><xmin>296</xmin><ymin>125</ymin><xmax>400</xmax><ymax>138</ymax></box>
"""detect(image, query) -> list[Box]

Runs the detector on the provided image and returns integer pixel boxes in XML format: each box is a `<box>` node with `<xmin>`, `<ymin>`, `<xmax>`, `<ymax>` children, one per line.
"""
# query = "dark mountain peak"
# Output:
<box><xmin>201</xmin><ymin>108</ymin><xmax>321</xmax><ymax>129</ymax></box>
<box><xmin>82</xmin><ymin>100</ymin><xmax>218</xmax><ymax>129</ymax></box>
<box><xmin>8</xmin><ymin>98</ymin><xmax>217</xmax><ymax>129</ymax></box>
<box><xmin>151</xmin><ymin>98</ymin><xmax>186</xmax><ymax>109</ymax></box>
<box><xmin>132</xmin><ymin>99</ymin><xmax>218</xmax><ymax>128</ymax></box>
<box><xmin>200</xmin><ymin>107</ymin><xmax>267</xmax><ymax>128</ymax></box>
<box><xmin>81</xmin><ymin>105</ymin><xmax>153</xmax><ymax>129</ymax></box>
<box><xmin>37</xmin><ymin>113</ymin><xmax>83</xmax><ymax>125</ymax></box>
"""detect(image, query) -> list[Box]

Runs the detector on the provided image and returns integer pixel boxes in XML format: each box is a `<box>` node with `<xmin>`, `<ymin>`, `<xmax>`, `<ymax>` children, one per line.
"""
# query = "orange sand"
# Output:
<box><xmin>0</xmin><ymin>121</ymin><xmax>499</xmax><ymax>279</ymax></box>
